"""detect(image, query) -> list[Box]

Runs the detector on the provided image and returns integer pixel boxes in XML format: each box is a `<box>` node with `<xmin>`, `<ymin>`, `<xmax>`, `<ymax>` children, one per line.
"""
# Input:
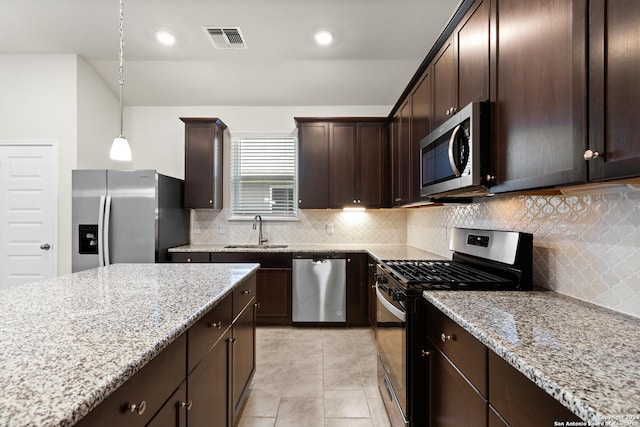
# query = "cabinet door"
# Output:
<box><xmin>298</xmin><ymin>122</ymin><xmax>330</xmax><ymax>208</ymax></box>
<box><xmin>232</xmin><ymin>301</ymin><xmax>256</xmax><ymax>422</ymax></box>
<box><xmin>147</xmin><ymin>381</ymin><xmax>187</xmax><ymax>427</ymax></box>
<box><xmin>410</xmin><ymin>68</ymin><xmax>432</xmax><ymax>202</ymax></box>
<box><xmin>428</xmin><ymin>344</ymin><xmax>488</xmax><ymax>427</ymax></box>
<box><xmin>346</xmin><ymin>253</ymin><xmax>368</xmax><ymax>326</ymax></box>
<box><xmin>170</xmin><ymin>252</ymin><xmax>210</xmax><ymax>263</ymax></box>
<box><xmin>432</xmin><ymin>37</ymin><xmax>457</xmax><ymax>130</ymax></box>
<box><xmin>456</xmin><ymin>0</ymin><xmax>490</xmax><ymax>108</ymax></box>
<box><xmin>589</xmin><ymin>0</ymin><xmax>640</xmax><ymax>181</ymax></box>
<box><xmin>188</xmin><ymin>329</ymin><xmax>231</xmax><ymax>427</ymax></box>
<box><xmin>182</xmin><ymin>118</ymin><xmax>225</xmax><ymax>209</ymax></box>
<box><xmin>490</xmin><ymin>0</ymin><xmax>587</xmax><ymax>193</ymax></box>
<box><xmin>391</xmin><ymin>100</ymin><xmax>412</xmax><ymax>206</ymax></box>
<box><xmin>367</xmin><ymin>257</ymin><xmax>377</xmax><ymax>328</ymax></box>
<box><xmin>357</xmin><ymin>122</ymin><xmax>386</xmax><ymax>207</ymax></box>
<box><xmin>256</xmin><ymin>268</ymin><xmax>291</xmax><ymax>326</ymax></box>
<box><xmin>329</xmin><ymin>122</ymin><xmax>357</xmax><ymax>207</ymax></box>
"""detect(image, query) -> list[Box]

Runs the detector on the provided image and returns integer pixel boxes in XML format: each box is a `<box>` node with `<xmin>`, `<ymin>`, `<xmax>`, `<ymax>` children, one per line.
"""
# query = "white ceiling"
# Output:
<box><xmin>0</xmin><ymin>0</ymin><xmax>459</xmax><ymax>107</ymax></box>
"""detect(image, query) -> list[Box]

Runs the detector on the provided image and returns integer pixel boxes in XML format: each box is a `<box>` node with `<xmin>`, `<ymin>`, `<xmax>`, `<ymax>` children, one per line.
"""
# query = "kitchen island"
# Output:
<box><xmin>0</xmin><ymin>262</ymin><xmax>259</xmax><ymax>426</ymax></box>
<box><xmin>423</xmin><ymin>290</ymin><xmax>640</xmax><ymax>425</ymax></box>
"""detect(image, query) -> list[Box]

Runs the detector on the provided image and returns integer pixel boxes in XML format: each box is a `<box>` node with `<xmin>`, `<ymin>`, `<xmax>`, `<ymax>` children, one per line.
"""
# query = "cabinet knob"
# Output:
<box><xmin>208</xmin><ymin>320</ymin><xmax>222</xmax><ymax>329</ymax></box>
<box><xmin>440</xmin><ymin>333</ymin><xmax>453</xmax><ymax>343</ymax></box>
<box><xmin>485</xmin><ymin>175</ymin><xmax>495</xmax><ymax>182</ymax></box>
<box><xmin>209</xmin><ymin>200</ymin><xmax>213</xmax><ymax>204</ymax></box>
<box><xmin>584</xmin><ymin>149</ymin><xmax>601</xmax><ymax>161</ymax></box>
<box><xmin>353</xmin><ymin>199</ymin><xmax>357</xmax><ymax>203</ymax></box>
<box><xmin>127</xmin><ymin>400</ymin><xmax>147</xmax><ymax>415</ymax></box>
<box><xmin>241</xmin><ymin>289</ymin><xmax>252</xmax><ymax>295</ymax></box>
<box><xmin>255</xmin><ymin>302</ymin><xmax>261</xmax><ymax>308</ymax></box>
<box><xmin>186</xmin><ymin>258</ymin><xmax>192</xmax><ymax>262</ymax></box>
<box><xmin>179</xmin><ymin>400</ymin><xmax>193</xmax><ymax>411</ymax></box>
<box><xmin>421</xmin><ymin>349</ymin><xmax>431</xmax><ymax>357</ymax></box>
<box><xmin>298</xmin><ymin>199</ymin><xmax>302</xmax><ymax>204</ymax></box>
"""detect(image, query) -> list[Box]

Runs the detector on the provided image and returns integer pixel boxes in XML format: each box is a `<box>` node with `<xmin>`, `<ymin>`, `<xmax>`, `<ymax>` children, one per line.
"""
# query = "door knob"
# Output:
<box><xmin>40</xmin><ymin>243</ymin><xmax>51</xmax><ymax>250</ymax></box>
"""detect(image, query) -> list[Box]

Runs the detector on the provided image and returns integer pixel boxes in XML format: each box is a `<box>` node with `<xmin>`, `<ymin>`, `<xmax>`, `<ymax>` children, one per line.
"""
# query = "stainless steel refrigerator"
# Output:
<box><xmin>72</xmin><ymin>170</ymin><xmax>190</xmax><ymax>273</ymax></box>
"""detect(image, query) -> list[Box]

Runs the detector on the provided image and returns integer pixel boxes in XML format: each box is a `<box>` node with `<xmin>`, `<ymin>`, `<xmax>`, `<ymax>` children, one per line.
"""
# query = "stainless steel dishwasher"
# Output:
<box><xmin>292</xmin><ymin>253</ymin><xmax>346</xmax><ymax>323</ymax></box>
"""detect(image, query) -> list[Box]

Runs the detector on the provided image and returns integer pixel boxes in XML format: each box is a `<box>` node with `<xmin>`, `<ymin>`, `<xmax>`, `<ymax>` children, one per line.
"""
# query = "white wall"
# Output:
<box><xmin>125</xmin><ymin>105</ymin><xmax>391</xmax><ymax>179</ymax></box>
<box><xmin>0</xmin><ymin>54</ymin><xmax>78</xmax><ymax>276</ymax></box>
<box><xmin>77</xmin><ymin>57</ymin><xmax>121</xmax><ymax>169</ymax></box>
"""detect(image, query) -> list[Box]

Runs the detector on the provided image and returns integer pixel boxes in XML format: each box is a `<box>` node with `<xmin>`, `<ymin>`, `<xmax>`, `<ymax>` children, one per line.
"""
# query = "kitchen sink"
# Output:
<box><xmin>224</xmin><ymin>244</ymin><xmax>288</xmax><ymax>249</ymax></box>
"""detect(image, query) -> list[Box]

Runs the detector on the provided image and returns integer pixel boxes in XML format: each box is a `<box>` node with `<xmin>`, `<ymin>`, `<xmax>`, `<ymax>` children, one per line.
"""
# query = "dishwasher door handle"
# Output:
<box><xmin>311</xmin><ymin>258</ymin><xmax>327</xmax><ymax>264</ymax></box>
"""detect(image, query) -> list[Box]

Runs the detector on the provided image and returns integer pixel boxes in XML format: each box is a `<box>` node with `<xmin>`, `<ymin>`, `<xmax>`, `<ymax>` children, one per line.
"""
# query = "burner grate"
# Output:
<box><xmin>383</xmin><ymin>260</ymin><xmax>513</xmax><ymax>285</ymax></box>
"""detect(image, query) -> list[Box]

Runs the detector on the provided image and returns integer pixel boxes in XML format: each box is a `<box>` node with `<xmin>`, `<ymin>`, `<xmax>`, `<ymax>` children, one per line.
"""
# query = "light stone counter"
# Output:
<box><xmin>0</xmin><ymin>263</ymin><xmax>259</xmax><ymax>427</ymax></box>
<box><xmin>423</xmin><ymin>290</ymin><xmax>640</xmax><ymax>424</ymax></box>
<box><xmin>169</xmin><ymin>243</ymin><xmax>443</xmax><ymax>262</ymax></box>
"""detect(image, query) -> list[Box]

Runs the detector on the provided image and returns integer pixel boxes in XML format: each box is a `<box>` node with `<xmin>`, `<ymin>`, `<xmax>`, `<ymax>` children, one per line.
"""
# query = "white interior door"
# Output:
<box><xmin>0</xmin><ymin>143</ymin><xmax>57</xmax><ymax>288</ymax></box>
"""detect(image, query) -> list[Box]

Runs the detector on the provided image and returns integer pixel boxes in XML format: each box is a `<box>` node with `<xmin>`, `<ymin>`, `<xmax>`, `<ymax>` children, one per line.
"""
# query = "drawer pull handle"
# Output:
<box><xmin>441</xmin><ymin>333</ymin><xmax>453</xmax><ymax>343</ymax></box>
<box><xmin>208</xmin><ymin>320</ymin><xmax>222</xmax><ymax>329</ymax></box>
<box><xmin>180</xmin><ymin>400</ymin><xmax>193</xmax><ymax>411</ymax></box>
<box><xmin>241</xmin><ymin>289</ymin><xmax>252</xmax><ymax>295</ymax></box>
<box><xmin>127</xmin><ymin>400</ymin><xmax>147</xmax><ymax>415</ymax></box>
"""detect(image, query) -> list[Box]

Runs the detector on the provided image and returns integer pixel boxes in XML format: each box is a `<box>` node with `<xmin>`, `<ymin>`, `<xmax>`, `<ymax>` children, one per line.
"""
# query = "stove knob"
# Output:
<box><xmin>375</xmin><ymin>274</ymin><xmax>388</xmax><ymax>285</ymax></box>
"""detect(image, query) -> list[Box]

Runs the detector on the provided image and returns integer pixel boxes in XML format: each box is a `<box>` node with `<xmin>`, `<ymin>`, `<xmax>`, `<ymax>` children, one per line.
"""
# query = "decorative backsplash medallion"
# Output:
<box><xmin>407</xmin><ymin>187</ymin><xmax>640</xmax><ymax>318</ymax></box>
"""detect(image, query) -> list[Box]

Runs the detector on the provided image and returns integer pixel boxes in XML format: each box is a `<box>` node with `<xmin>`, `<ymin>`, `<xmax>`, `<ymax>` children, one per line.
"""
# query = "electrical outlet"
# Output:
<box><xmin>442</xmin><ymin>226</ymin><xmax>448</xmax><ymax>241</ymax></box>
<box><xmin>326</xmin><ymin>223</ymin><xmax>334</xmax><ymax>235</ymax></box>
<box><xmin>217</xmin><ymin>224</ymin><xmax>226</xmax><ymax>235</ymax></box>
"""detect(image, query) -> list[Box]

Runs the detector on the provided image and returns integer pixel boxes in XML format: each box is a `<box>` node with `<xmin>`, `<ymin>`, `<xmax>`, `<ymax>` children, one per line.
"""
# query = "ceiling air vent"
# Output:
<box><xmin>204</xmin><ymin>27</ymin><xmax>247</xmax><ymax>49</ymax></box>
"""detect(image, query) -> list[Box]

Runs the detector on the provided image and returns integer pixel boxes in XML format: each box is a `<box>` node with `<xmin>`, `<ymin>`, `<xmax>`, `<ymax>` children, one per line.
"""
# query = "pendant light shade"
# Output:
<box><xmin>110</xmin><ymin>0</ymin><xmax>132</xmax><ymax>161</ymax></box>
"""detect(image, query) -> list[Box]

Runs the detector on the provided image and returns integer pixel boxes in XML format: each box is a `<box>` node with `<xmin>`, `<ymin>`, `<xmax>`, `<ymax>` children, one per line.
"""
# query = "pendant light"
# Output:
<box><xmin>110</xmin><ymin>0</ymin><xmax>132</xmax><ymax>161</ymax></box>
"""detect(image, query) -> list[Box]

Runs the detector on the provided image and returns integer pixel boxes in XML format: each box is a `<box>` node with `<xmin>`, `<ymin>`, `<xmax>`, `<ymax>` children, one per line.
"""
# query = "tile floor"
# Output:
<box><xmin>237</xmin><ymin>327</ymin><xmax>391</xmax><ymax>427</ymax></box>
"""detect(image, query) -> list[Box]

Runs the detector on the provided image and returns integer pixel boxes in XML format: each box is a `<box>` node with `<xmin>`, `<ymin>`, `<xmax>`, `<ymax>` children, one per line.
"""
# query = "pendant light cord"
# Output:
<box><xmin>118</xmin><ymin>0</ymin><xmax>125</xmax><ymax>138</ymax></box>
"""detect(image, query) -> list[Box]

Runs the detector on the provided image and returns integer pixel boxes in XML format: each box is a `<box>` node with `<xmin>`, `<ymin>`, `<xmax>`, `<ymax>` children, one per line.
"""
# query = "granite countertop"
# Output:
<box><xmin>0</xmin><ymin>263</ymin><xmax>259</xmax><ymax>427</ymax></box>
<box><xmin>423</xmin><ymin>290</ymin><xmax>640</xmax><ymax>424</ymax></box>
<box><xmin>169</xmin><ymin>243</ymin><xmax>443</xmax><ymax>263</ymax></box>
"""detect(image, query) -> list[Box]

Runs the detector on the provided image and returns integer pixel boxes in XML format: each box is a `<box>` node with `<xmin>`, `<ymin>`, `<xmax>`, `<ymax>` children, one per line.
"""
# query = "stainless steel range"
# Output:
<box><xmin>374</xmin><ymin>228</ymin><xmax>533</xmax><ymax>427</ymax></box>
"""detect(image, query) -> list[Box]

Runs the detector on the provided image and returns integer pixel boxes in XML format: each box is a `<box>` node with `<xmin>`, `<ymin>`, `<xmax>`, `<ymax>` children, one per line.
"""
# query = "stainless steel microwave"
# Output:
<box><xmin>419</xmin><ymin>101</ymin><xmax>490</xmax><ymax>199</ymax></box>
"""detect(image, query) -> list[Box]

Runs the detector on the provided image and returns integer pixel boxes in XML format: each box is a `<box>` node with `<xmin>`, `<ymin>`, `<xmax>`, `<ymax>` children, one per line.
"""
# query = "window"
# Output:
<box><xmin>230</xmin><ymin>136</ymin><xmax>297</xmax><ymax>218</ymax></box>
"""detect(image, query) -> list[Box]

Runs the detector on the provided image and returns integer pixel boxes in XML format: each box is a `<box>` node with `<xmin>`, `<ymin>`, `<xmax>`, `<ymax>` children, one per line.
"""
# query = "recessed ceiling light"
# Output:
<box><xmin>155</xmin><ymin>30</ymin><xmax>176</xmax><ymax>46</ymax></box>
<box><xmin>314</xmin><ymin>30</ymin><xmax>334</xmax><ymax>46</ymax></box>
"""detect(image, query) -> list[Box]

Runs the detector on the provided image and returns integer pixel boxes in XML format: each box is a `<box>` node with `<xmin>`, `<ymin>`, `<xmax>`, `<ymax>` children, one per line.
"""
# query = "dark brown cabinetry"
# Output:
<box><xmin>170</xmin><ymin>252</ymin><xmax>210</xmax><ymax>263</ymax></box>
<box><xmin>391</xmin><ymin>101</ymin><xmax>412</xmax><ymax>206</ymax></box>
<box><xmin>489</xmin><ymin>0</ymin><xmax>587</xmax><ymax>193</ymax></box>
<box><xmin>367</xmin><ymin>256</ymin><xmax>377</xmax><ymax>328</ymax></box>
<box><xmin>329</xmin><ymin>122</ymin><xmax>387</xmax><ymax>208</ymax></box>
<box><xmin>180</xmin><ymin>118</ymin><xmax>226</xmax><ymax>209</ymax></box>
<box><xmin>296</xmin><ymin>121</ymin><xmax>330</xmax><ymax>208</ymax></box>
<box><xmin>424</xmin><ymin>301</ymin><xmax>581</xmax><ymax>426</ymax></box>
<box><xmin>346</xmin><ymin>253</ymin><xmax>369</xmax><ymax>326</ymax></box>
<box><xmin>209</xmin><ymin>252</ymin><xmax>292</xmax><ymax>326</ymax></box>
<box><xmin>409</xmin><ymin>68</ymin><xmax>433</xmax><ymax>202</ymax></box>
<box><xmin>231</xmin><ymin>297</ymin><xmax>256</xmax><ymax>421</ymax></box>
<box><xmin>588</xmin><ymin>0</ymin><xmax>640</xmax><ymax>181</ymax></box>
<box><xmin>297</xmin><ymin>118</ymin><xmax>388</xmax><ymax>209</ymax></box>
<box><xmin>432</xmin><ymin>37</ymin><xmax>457</xmax><ymax>130</ymax></box>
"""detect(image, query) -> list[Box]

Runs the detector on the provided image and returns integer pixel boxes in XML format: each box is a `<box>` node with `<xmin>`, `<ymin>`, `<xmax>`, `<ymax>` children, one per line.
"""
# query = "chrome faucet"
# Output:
<box><xmin>253</xmin><ymin>215</ymin><xmax>268</xmax><ymax>246</ymax></box>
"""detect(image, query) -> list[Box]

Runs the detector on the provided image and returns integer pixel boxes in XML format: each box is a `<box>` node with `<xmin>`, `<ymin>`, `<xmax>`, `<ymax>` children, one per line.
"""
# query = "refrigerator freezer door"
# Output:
<box><xmin>106</xmin><ymin>170</ymin><xmax>157</xmax><ymax>264</ymax></box>
<box><xmin>72</xmin><ymin>170</ymin><xmax>107</xmax><ymax>272</ymax></box>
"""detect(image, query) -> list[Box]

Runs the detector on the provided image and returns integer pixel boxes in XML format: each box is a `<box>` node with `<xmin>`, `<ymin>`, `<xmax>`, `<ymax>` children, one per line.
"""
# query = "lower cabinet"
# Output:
<box><xmin>346</xmin><ymin>253</ymin><xmax>369</xmax><ymax>326</ymax></box>
<box><xmin>77</xmin><ymin>275</ymin><xmax>257</xmax><ymax>427</ymax></box>
<box><xmin>424</xmin><ymin>301</ymin><xmax>581</xmax><ymax>427</ymax></box>
<box><xmin>367</xmin><ymin>256</ymin><xmax>377</xmax><ymax>328</ymax></box>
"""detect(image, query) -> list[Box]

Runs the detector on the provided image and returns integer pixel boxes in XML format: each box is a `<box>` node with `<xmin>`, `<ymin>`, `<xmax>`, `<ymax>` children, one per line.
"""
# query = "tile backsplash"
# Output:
<box><xmin>191</xmin><ymin>208</ymin><xmax>407</xmax><ymax>246</ymax></box>
<box><xmin>407</xmin><ymin>187</ymin><xmax>640</xmax><ymax>318</ymax></box>
<box><xmin>190</xmin><ymin>187</ymin><xmax>639</xmax><ymax>318</ymax></box>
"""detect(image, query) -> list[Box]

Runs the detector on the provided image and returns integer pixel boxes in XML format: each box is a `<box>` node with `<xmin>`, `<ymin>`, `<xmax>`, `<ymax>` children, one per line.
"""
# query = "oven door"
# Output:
<box><xmin>375</xmin><ymin>276</ymin><xmax>408</xmax><ymax>426</ymax></box>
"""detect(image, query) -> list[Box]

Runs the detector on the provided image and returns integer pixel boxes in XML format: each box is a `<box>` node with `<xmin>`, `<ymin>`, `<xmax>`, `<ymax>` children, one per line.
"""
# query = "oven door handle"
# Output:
<box><xmin>376</xmin><ymin>286</ymin><xmax>406</xmax><ymax>322</ymax></box>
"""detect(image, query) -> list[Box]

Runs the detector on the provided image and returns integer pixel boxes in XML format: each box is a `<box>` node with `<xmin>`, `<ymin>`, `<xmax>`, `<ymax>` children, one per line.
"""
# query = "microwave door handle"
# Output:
<box><xmin>448</xmin><ymin>124</ymin><xmax>463</xmax><ymax>177</ymax></box>
<box><xmin>97</xmin><ymin>195</ymin><xmax>106</xmax><ymax>267</ymax></box>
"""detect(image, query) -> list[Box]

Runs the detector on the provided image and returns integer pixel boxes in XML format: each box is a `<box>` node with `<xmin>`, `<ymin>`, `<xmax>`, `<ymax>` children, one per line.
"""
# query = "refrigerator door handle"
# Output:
<box><xmin>98</xmin><ymin>195</ymin><xmax>106</xmax><ymax>267</ymax></box>
<box><xmin>104</xmin><ymin>195</ymin><xmax>112</xmax><ymax>266</ymax></box>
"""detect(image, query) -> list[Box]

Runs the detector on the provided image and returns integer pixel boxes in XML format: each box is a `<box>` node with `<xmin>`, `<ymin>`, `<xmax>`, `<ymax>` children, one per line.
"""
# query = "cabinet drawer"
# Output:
<box><xmin>76</xmin><ymin>334</ymin><xmax>186</xmax><ymax>427</ymax></box>
<box><xmin>488</xmin><ymin>351</ymin><xmax>580</xmax><ymax>427</ymax></box>
<box><xmin>233</xmin><ymin>274</ymin><xmax>257</xmax><ymax>320</ymax></box>
<box><xmin>426</xmin><ymin>302</ymin><xmax>487</xmax><ymax>396</ymax></box>
<box><xmin>210</xmin><ymin>252</ymin><xmax>291</xmax><ymax>268</ymax></box>
<box><xmin>188</xmin><ymin>294</ymin><xmax>232</xmax><ymax>373</ymax></box>
<box><xmin>171</xmin><ymin>252</ymin><xmax>210</xmax><ymax>263</ymax></box>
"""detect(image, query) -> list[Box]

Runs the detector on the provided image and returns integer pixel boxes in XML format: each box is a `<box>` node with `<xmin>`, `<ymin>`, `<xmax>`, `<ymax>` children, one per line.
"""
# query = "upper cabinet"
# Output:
<box><xmin>432</xmin><ymin>0</ymin><xmax>490</xmax><ymax>130</ymax></box>
<box><xmin>588</xmin><ymin>0</ymin><xmax>640</xmax><ymax>181</ymax></box>
<box><xmin>296</xmin><ymin>121</ymin><xmax>330</xmax><ymax>209</ymax></box>
<box><xmin>296</xmin><ymin>118</ymin><xmax>388</xmax><ymax>209</ymax></box>
<box><xmin>181</xmin><ymin>117</ymin><xmax>227</xmax><ymax>209</ymax></box>
<box><xmin>489</xmin><ymin>0</ymin><xmax>587</xmax><ymax>193</ymax></box>
<box><xmin>391</xmin><ymin>101</ymin><xmax>412</xmax><ymax>206</ymax></box>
